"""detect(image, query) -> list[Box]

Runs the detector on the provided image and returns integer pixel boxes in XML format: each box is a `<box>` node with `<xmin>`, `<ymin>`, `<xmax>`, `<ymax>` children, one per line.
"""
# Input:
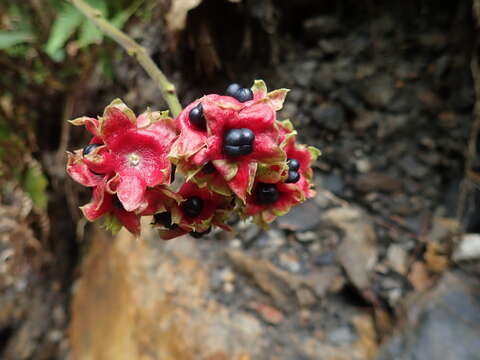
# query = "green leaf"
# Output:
<box><xmin>23</xmin><ymin>165</ymin><xmax>48</xmax><ymax>209</ymax></box>
<box><xmin>44</xmin><ymin>4</ymin><xmax>83</xmax><ymax>59</ymax></box>
<box><xmin>111</xmin><ymin>0</ymin><xmax>144</xmax><ymax>28</ymax></box>
<box><xmin>77</xmin><ymin>0</ymin><xmax>109</xmax><ymax>48</ymax></box>
<box><xmin>0</xmin><ymin>31</ymin><xmax>34</xmax><ymax>50</ymax></box>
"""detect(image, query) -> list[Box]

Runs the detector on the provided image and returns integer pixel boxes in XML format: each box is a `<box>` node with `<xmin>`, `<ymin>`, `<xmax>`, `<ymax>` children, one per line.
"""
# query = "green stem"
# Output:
<box><xmin>69</xmin><ymin>0</ymin><xmax>182</xmax><ymax>117</ymax></box>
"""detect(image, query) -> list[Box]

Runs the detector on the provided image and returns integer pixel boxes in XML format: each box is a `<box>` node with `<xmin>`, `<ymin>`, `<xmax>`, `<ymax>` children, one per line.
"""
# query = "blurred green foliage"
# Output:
<box><xmin>0</xmin><ymin>0</ymin><xmax>145</xmax><ymax>208</ymax></box>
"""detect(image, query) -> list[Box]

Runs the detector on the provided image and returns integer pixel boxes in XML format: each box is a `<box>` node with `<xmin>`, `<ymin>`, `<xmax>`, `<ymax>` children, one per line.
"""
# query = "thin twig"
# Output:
<box><xmin>69</xmin><ymin>0</ymin><xmax>183</xmax><ymax>117</ymax></box>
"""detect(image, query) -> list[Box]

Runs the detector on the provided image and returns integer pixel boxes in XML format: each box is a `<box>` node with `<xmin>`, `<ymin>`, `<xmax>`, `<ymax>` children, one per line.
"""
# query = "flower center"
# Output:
<box><xmin>128</xmin><ymin>153</ymin><xmax>141</xmax><ymax>167</ymax></box>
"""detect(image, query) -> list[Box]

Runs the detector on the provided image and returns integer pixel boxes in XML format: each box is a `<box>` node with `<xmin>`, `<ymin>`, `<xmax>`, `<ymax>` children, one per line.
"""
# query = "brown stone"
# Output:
<box><xmin>70</xmin><ymin>227</ymin><xmax>265</xmax><ymax>360</ymax></box>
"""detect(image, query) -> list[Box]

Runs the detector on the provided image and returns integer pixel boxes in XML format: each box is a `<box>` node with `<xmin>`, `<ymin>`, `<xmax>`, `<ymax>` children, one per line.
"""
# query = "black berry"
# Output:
<box><xmin>233</xmin><ymin>88</ymin><xmax>253</xmax><ymax>102</ymax></box>
<box><xmin>83</xmin><ymin>143</ymin><xmax>102</xmax><ymax>156</ymax></box>
<box><xmin>182</xmin><ymin>196</ymin><xmax>204</xmax><ymax>218</ymax></box>
<box><xmin>225</xmin><ymin>83</ymin><xmax>242</xmax><ymax>97</ymax></box>
<box><xmin>285</xmin><ymin>170</ymin><xmax>300</xmax><ymax>183</ymax></box>
<box><xmin>189</xmin><ymin>103</ymin><xmax>206</xmax><ymax>130</ymax></box>
<box><xmin>153</xmin><ymin>211</ymin><xmax>178</xmax><ymax>229</ymax></box>
<box><xmin>202</xmin><ymin>162</ymin><xmax>216</xmax><ymax>174</ymax></box>
<box><xmin>287</xmin><ymin>158</ymin><xmax>300</xmax><ymax>172</ymax></box>
<box><xmin>223</xmin><ymin>128</ymin><xmax>255</xmax><ymax>157</ymax></box>
<box><xmin>190</xmin><ymin>227</ymin><xmax>211</xmax><ymax>238</ymax></box>
<box><xmin>255</xmin><ymin>183</ymin><xmax>279</xmax><ymax>205</ymax></box>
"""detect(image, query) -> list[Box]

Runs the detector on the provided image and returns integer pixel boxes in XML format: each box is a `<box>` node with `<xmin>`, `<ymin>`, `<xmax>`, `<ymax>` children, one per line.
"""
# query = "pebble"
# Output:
<box><xmin>361</xmin><ymin>74</ymin><xmax>396</xmax><ymax>108</ymax></box>
<box><xmin>453</xmin><ymin>233</ymin><xmax>480</xmax><ymax>262</ymax></box>
<box><xmin>249</xmin><ymin>302</ymin><xmax>284</xmax><ymax>325</ymax></box>
<box><xmin>312</xmin><ymin>103</ymin><xmax>346</xmax><ymax>131</ymax></box>
<box><xmin>386</xmin><ymin>245</ymin><xmax>408</xmax><ymax>275</ymax></box>
<box><xmin>399</xmin><ymin>155</ymin><xmax>430</xmax><ymax>179</ymax></box>
<box><xmin>276</xmin><ymin>199</ymin><xmax>322</xmax><ymax>232</ymax></box>
<box><xmin>326</xmin><ymin>325</ymin><xmax>357</xmax><ymax>345</ymax></box>
<box><xmin>293</xmin><ymin>61</ymin><xmax>317</xmax><ymax>87</ymax></box>
<box><xmin>279</xmin><ymin>252</ymin><xmax>301</xmax><ymax>273</ymax></box>
<box><xmin>303</xmin><ymin>16</ymin><xmax>341</xmax><ymax>37</ymax></box>
<box><xmin>355</xmin><ymin>158</ymin><xmax>371</xmax><ymax>173</ymax></box>
<box><xmin>295</xmin><ymin>231</ymin><xmax>317</xmax><ymax>244</ymax></box>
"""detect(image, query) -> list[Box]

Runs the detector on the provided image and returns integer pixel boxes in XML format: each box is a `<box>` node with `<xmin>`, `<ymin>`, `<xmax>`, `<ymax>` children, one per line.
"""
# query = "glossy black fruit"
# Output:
<box><xmin>189</xmin><ymin>103</ymin><xmax>206</xmax><ymax>130</ymax></box>
<box><xmin>285</xmin><ymin>170</ymin><xmax>300</xmax><ymax>183</ymax></box>
<box><xmin>287</xmin><ymin>158</ymin><xmax>300</xmax><ymax>172</ymax></box>
<box><xmin>233</xmin><ymin>88</ymin><xmax>253</xmax><ymax>102</ymax></box>
<box><xmin>153</xmin><ymin>211</ymin><xmax>177</xmax><ymax>229</ymax></box>
<box><xmin>255</xmin><ymin>183</ymin><xmax>279</xmax><ymax>205</ymax></box>
<box><xmin>202</xmin><ymin>162</ymin><xmax>216</xmax><ymax>174</ymax></box>
<box><xmin>223</xmin><ymin>128</ymin><xmax>255</xmax><ymax>156</ymax></box>
<box><xmin>83</xmin><ymin>143</ymin><xmax>102</xmax><ymax>156</ymax></box>
<box><xmin>225</xmin><ymin>83</ymin><xmax>242</xmax><ymax>97</ymax></box>
<box><xmin>190</xmin><ymin>226</ymin><xmax>211</xmax><ymax>238</ymax></box>
<box><xmin>182</xmin><ymin>196</ymin><xmax>204</xmax><ymax>218</ymax></box>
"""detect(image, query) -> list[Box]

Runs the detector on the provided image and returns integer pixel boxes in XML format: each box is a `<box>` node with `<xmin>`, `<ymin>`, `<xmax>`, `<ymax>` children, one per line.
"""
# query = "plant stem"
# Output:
<box><xmin>69</xmin><ymin>0</ymin><xmax>183</xmax><ymax>117</ymax></box>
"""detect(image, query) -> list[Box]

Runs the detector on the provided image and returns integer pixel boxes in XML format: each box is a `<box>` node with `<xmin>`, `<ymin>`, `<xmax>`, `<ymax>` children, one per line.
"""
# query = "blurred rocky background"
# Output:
<box><xmin>1</xmin><ymin>0</ymin><xmax>480</xmax><ymax>359</ymax></box>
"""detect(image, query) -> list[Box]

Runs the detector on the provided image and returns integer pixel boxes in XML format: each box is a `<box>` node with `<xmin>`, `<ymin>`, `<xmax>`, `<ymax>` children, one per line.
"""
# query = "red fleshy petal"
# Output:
<box><xmin>69</xmin><ymin>117</ymin><xmax>101</xmax><ymax>137</ymax></box>
<box><xmin>235</xmin><ymin>101</ymin><xmax>276</xmax><ymax>131</ymax></box>
<box><xmin>109</xmin><ymin>130</ymin><xmax>171</xmax><ymax>187</ymax></box>
<box><xmin>80</xmin><ymin>179</ymin><xmax>113</xmax><ymax>221</ymax></box>
<box><xmin>116</xmin><ymin>175</ymin><xmax>146</xmax><ymax>212</ymax></box>
<box><xmin>66</xmin><ymin>152</ymin><xmax>104</xmax><ymax>187</ymax></box>
<box><xmin>170</xmin><ymin>100</ymin><xmax>208</xmax><ymax>161</ymax></box>
<box><xmin>174</xmin><ymin>182</ymin><xmax>233</xmax><ymax>231</ymax></box>
<box><xmin>101</xmin><ymin>107</ymin><xmax>135</xmax><ymax>146</ymax></box>
<box><xmin>141</xmin><ymin>187</ymin><xmax>181</xmax><ymax>216</ymax></box>
<box><xmin>114</xmin><ymin>208</ymin><xmax>141</xmax><ymax>235</ymax></box>
<box><xmin>227</xmin><ymin>161</ymin><xmax>257</xmax><ymax>201</ymax></box>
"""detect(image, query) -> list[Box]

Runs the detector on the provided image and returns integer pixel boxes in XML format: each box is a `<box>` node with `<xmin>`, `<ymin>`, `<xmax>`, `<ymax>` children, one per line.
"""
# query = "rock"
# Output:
<box><xmin>333</xmin><ymin>88</ymin><xmax>365</xmax><ymax>113</ymax></box>
<box><xmin>312</xmin><ymin>66</ymin><xmax>335</xmax><ymax>92</ymax></box>
<box><xmin>360</xmin><ymin>75</ymin><xmax>396</xmax><ymax>108</ymax></box>
<box><xmin>318</xmin><ymin>172</ymin><xmax>345</xmax><ymax>195</ymax></box>
<box><xmin>307</xmin><ymin>266</ymin><xmax>345</xmax><ymax>297</ymax></box>
<box><xmin>322</xmin><ymin>207</ymin><xmax>377</xmax><ymax>289</ymax></box>
<box><xmin>386</xmin><ymin>245</ymin><xmax>408</xmax><ymax>275</ymax></box>
<box><xmin>407</xmin><ymin>261</ymin><xmax>433</xmax><ymax>292</ymax></box>
<box><xmin>354</xmin><ymin>172</ymin><xmax>403</xmax><ymax>193</ymax></box>
<box><xmin>399</xmin><ymin>155</ymin><xmax>430</xmax><ymax>179</ymax></box>
<box><xmin>295</xmin><ymin>231</ymin><xmax>316</xmax><ymax>244</ymax></box>
<box><xmin>279</xmin><ymin>252</ymin><xmax>302</xmax><ymax>273</ymax></box>
<box><xmin>293</xmin><ymin>61</ymin><xmax>317</xmax><ymax>87</ymax></box>
<box><xmin>248</xmin><ymin>302</ymin><xmax>284</xmax><ymax>325</ymax></box>
<box><xmin>352</xmin><ymin>111</ymin><xmax>380</xmax><ymax>131</ymax></box>
<box><xmin>355</xmin><ymin>158</ymin><xmax>372</xmax><ymax>173</ymax></box>
<box><xmin>70</xmin><ymin>230</ymin><xmax>266</xmax><ymax>359</ymax></box>
<box><xmin>318</xmin><ymin>38</ymin><xmax>341</xmax><ymax>55</ymax></box>
<box><xmin>327</xmin><ymin>325</ymin><xmax>357</xmax><ymax>346</ymax></box>
<box><xmin>312</xmin><ymin>103</ymin><xmax>346</xmax><ymax>131</ymax></box>
<box><xmin>276</xmin><ymin>199</ymin><xmax>322</xmax><ymax>232</ymax></box>
<box><xmin>377</xmin><ymin>271</ymin><xmax>480</xmax><ymax>360</ymax></box>
<box><xmin>453</xmin><ymin>233</ymin><xmax>480</xmax><ymax>262</ymax></box>
<box><xmin>303</xmin><ymin>16</ymin><xmax>341</xmax><ymax>37</ymax></box>
<box><xmin>299</xmin><ymin>315</ymin><xmax>378</xmax><ymax>360</ymax></box>
<box><xmin>372</xmin><ymin>270</ymin><xmax>412</xmax><ymax>307</ymax></box>
<box><xmin>377</xmin><ymin>114</ymin><xmax>409</xmax><ymax>138</ymax></box>
<box><xmin>226</xmin><ymin>249</ymin><xmax>317</xmax><ymax>310</ymax></box>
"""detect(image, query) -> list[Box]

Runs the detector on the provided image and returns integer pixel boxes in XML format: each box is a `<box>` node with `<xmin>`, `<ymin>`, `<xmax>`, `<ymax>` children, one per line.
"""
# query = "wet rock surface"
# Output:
<box><xmin>377</xmin><ymin>271</ymin><xmax>480</xmax><ymax>360</ymax></box>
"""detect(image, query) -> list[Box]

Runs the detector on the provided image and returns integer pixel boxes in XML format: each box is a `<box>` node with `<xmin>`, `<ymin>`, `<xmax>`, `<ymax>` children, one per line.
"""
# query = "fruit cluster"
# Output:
<box><xmin>67</xmin><ymin>80</ymin><xmax>320</xmax><ymax>239</ymax></box>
